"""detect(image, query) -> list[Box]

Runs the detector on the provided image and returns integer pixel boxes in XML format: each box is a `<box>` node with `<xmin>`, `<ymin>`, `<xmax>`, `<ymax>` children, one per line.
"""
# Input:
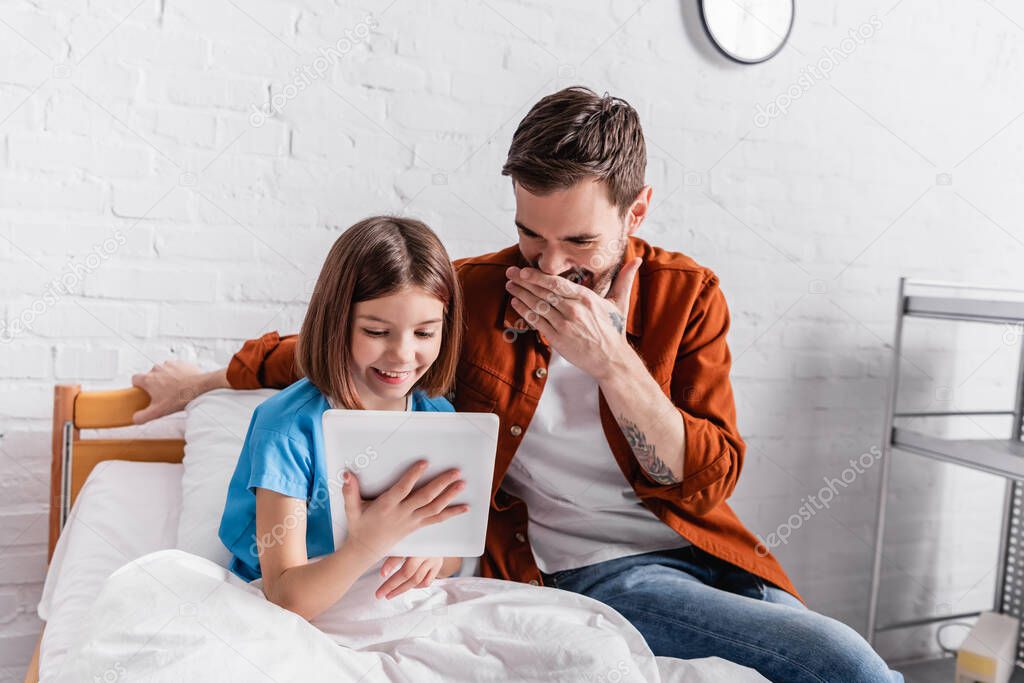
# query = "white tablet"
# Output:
<box><xmin>321</xmin><ymin>409</ymin><xmax>499</xmax><ymax>558</ymax></box>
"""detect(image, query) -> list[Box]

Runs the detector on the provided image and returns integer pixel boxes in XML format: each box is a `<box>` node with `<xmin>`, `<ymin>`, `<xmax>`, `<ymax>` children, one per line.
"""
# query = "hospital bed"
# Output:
<box><xmin>23</xmin><ymin>383</ymin><xmax>766</xmax><ymax>682</ymax></box>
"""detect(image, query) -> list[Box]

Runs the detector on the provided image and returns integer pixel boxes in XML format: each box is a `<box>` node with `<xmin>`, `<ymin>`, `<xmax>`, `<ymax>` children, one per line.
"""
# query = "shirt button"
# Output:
<box><xmin>534</xmin><ymin>367</ymin><xmax>547</xmax><ymax>379</ymax></box>
<box><xmin>528</xmin><ymin>579</ymin><xmax>539</xmax><ymax>586</ymax></box>
<box><xmin>514</xmin><ymin>532</ymin><xmax>525</xmax><ymax>543</ymax></box>
<box><xmin>510</xmin><ymin>424</ymin><xmax>523</xmax><ymax>437</ymax></box>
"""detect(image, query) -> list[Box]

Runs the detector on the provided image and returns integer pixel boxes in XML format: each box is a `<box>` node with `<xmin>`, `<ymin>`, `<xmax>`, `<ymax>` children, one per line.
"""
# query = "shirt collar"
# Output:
<box><xmin>329</xmin><ymin>391</ymin><xmax>412</xmax><ymax>411</ymax></box>
<box><xmin>499</xmin><ymin>237</ymin><xmax>644</xmax><ymax>339</ymax></box>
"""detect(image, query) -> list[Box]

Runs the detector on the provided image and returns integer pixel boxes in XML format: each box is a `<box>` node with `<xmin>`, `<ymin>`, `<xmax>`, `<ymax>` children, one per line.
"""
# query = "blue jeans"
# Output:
<box><xmin>541</xmin><ymin>546</ymin><xmax>903</xmax><ymax>683</ymax></box>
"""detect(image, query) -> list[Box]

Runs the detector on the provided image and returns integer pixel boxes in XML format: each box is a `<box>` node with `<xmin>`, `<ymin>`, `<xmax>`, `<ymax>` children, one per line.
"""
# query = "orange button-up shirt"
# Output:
<box><xmin>226</xmin><ymin>236</ymin><xmax>801</xmax><ymax>602</ymax></box>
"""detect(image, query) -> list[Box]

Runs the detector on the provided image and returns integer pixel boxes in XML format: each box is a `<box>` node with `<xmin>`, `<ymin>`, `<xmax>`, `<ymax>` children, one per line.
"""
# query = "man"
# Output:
<box><xmin>135</xmin><ymin>87</ymin><xmax>901</xmax><ymax>682</ymax></box>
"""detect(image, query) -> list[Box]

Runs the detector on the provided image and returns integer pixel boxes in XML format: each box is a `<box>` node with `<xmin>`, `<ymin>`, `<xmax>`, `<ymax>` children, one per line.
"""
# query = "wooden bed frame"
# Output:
<box><xmin>23</xmin><ymin>384</ymin><xmax>185</xmax><ymax>683</ymax></box>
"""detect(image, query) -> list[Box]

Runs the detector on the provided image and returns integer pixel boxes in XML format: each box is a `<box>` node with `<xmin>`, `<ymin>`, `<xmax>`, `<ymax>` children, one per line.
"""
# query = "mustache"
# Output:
<box><xmin>525</xmin><ymin>262</ymin><xmax>592</xmax><ymax>284</ymax></box>
<box><xmin>563</xmin><ymin>267</ymin><xmax>590</xmax><ymax>285</ymax></box>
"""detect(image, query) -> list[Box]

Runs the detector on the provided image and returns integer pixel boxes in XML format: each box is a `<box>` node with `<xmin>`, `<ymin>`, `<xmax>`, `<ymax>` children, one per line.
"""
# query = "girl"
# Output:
<box><xmin>218</xmin><ymin>215</ymin><xmax>468</xmax><ymax>621</ymax></box>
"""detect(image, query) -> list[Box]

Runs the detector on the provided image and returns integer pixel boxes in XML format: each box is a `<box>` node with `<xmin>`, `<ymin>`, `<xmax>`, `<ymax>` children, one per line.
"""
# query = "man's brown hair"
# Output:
<box><xmin>296</xmin><ymin>216</ymin><xmax>463</xmax><ymax>409</ymax></box>
<box><xmin>501</xmin><ymin>86</ymin><xmax>646</xmax><ymax>215</ymax></box>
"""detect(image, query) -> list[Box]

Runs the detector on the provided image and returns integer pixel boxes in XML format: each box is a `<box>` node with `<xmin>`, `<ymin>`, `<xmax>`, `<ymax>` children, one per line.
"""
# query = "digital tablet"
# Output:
<box><xmin>321</xmin><ymin>409</ymin><xmax>499</xmax><ymax>558</ymax></box>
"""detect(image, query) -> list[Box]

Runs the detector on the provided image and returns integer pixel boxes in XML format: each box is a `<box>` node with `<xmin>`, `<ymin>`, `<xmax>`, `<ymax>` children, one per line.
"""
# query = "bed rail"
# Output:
<box><xmin>49</xmin><ymin>384</ymin><xmax>186</xmax><ymax>561</ymax></box>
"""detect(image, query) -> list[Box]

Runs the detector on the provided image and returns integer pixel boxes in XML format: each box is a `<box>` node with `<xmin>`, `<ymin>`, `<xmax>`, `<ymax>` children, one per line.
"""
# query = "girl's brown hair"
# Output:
<box><xmin>296</xmin><ymin>216</ymin><xmax>463</xmax><ymax>409</ymax></box>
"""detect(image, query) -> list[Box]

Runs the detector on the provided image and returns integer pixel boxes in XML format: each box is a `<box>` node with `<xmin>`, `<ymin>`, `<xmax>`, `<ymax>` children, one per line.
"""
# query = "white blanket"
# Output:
<box><xmin>52</xmin><ymin>549</ymin><xmax>766</xmax><ymax>682</ymax></box>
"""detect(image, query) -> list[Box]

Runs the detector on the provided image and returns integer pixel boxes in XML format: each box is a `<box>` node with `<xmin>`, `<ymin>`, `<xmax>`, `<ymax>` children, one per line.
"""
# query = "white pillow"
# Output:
<box><xmin>178</xmin><ymin>388</ymin><xmax>278</xmax><ymax>565</ymax></box>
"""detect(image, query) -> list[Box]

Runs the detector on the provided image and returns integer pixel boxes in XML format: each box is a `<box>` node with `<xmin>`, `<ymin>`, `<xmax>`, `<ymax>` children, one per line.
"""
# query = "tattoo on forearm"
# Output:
<box><xmin>618</xmin><ymin>416</ymin><xmax>679</xmax><ymax>485</ymax></box>
<box><xmin>609</xmin><ymin>311</ymin><xmax>625</xmax><ymax>334</ymax></box>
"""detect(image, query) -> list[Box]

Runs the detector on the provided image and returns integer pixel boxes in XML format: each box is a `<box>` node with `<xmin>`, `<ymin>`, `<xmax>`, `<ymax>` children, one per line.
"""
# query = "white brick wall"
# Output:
<box><xmin>2</xmin><ymin>0</ymin><xmax>1023</xmax><ymax>674</ymax></box>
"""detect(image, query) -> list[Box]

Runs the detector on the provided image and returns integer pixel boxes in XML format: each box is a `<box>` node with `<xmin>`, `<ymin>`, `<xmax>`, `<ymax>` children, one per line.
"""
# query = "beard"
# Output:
<box><xmin>528</xmin><ymin>243</ymin><xmax>626</xmax><ymax>298</ymax></box>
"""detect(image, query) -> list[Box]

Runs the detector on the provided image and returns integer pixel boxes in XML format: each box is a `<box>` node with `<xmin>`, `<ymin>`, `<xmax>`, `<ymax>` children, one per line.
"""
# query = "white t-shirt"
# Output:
<box><xmin>500</xmin><ymin>350</ymin><xmax>688</xmax><ymax>573</ymax></box>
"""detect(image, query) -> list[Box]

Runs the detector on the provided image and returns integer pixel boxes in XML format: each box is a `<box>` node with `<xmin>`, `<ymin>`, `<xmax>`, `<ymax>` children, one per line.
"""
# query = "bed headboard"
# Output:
<box><xmin>49</xmin><ymin>384</ymin><xmax>185</xmax><ymax>561</ymax></box>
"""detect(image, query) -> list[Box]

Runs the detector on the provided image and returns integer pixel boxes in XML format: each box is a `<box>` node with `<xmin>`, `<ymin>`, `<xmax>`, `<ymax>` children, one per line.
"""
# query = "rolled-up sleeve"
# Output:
<box><xmin>246</xmin><ymin>428</ymin><xmax>312</xmax><ymax>500</ymax></box>
<box><xmin>226</xmin><ymin>331</ymin><xmax>302</xmax><ymax>389</ymax></box>
<box><xmin>654</xmin><ymin>276</ymin><xmax>745</xmax><ymax>516</ymax></box>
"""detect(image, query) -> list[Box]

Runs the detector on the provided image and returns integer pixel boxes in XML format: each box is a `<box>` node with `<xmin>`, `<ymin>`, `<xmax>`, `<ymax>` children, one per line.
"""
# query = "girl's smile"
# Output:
<box><xmin>371</xmin><ymin>367</ymin><xmax>414</xmax><ymax>385</ymax></box>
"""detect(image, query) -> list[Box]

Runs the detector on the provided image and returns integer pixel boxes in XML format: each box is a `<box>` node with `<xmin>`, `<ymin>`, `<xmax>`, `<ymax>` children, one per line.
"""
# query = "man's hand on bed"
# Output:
<box><xmin>131</xmin><ymin>360</ymin><xmax>230</xmax><ymax>423</ymax></box>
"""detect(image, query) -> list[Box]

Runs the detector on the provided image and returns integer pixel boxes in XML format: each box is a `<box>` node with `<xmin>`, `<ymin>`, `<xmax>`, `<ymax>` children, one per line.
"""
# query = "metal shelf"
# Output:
<box><xmin>904</xmin><ymin>295</ymin><xmax>1024</xmax><ymax>324</ymax></box>
<box><xmin>867</xmin><ymin>277</ymin><xmax>1024</xmax><ymax>665</ymax></box>
<box><xmin>893</xmin><ymin>428</ymin><xmax>1024</xmax><ymax>481</ymax></box>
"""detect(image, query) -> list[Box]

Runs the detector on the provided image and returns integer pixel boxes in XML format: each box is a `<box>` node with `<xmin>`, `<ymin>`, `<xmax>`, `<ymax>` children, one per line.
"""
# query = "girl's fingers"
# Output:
<box><xmin>421</xmin><ymin>504</ymin><xmax>470</xmax><ymax>527</ymax></box>
<box><xmin>405</xmin><ymin>468</ymin><xmax>463</xmax><ymax>510</ymax></box>
<box><xmin>415</xmin><ymin>480</ymin><xmax>466</xmax><ymax>518</ymax></box>
<box><xmin>376</xmin><ymin>573</ymin><xmax>407</xmax><ymax>599</ymax></box>
<box><xmin>383</xmin><ymin>460</ymin><xmax>429</xmax><ymax>501</ymax></box>
<box><xmin>341</xmin><ymin>471</ymin><xmax>362</xmax><ymax>520</ymax></box>
<box><xmin>375</xmin><ymin>558</ymin><xmax>417</xmax><ymax>598</ymax></box>
<box><xmin>379</xmin><ymin>572</ymin><xmax>414</xmax><ymax>599</ymax></box>
<box><xmin>386</xmin><ymin>564</ymin><xmax>433</xmax><ymax>599</ymax></box>
<box><xmin>381</xmin><ymin>555</ymin><xmax>404</xmax><ymax>577</ymax></box>
<box><xmin>417</xmin><ymin>565</ymin><xmax>439</xmax><ymax>588</ymax></box>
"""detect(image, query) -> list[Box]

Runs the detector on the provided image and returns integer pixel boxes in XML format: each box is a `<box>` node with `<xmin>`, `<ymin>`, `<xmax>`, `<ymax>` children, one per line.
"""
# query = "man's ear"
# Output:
<box><xmin>625</xmin><ymin>185</ymin><xmax>653</xmax><ymax>235</ymax></box>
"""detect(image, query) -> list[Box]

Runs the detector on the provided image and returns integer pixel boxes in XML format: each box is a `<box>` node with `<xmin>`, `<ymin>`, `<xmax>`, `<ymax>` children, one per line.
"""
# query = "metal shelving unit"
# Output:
<box><xmin>867</xmin><ymin>278</ymin><xmax>1024</xmax><ymax>669</ymax></box>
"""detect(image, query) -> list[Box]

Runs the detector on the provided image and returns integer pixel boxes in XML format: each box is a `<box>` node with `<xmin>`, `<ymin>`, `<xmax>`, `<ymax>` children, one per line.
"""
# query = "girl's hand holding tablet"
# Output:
<box><xmin>341</xmin><ymin>459</ymin><xmax>468</xmax><ymax>596</ymax></box>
